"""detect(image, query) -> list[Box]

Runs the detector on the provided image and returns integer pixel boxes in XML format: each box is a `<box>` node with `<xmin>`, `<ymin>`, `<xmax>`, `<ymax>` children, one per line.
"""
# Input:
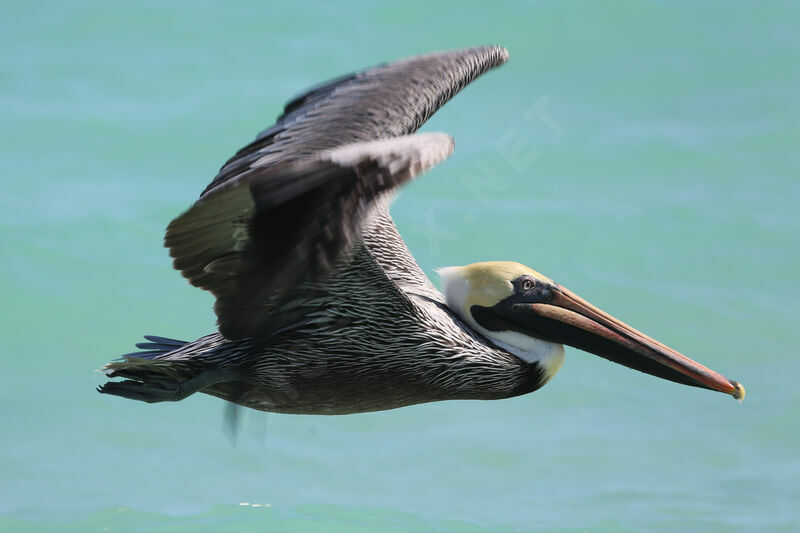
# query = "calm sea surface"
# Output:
<box><xmin>2</xmin><ymin>1</ymin><xmax>798</xmax><ymax>531</ymax></box>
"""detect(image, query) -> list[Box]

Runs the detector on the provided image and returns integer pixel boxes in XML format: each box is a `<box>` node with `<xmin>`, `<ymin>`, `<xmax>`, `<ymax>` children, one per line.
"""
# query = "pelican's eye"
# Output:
<box><xmin>519</xmin><ymin>277</ymin><xmax>535</xmax><ymax>292</ymax></box>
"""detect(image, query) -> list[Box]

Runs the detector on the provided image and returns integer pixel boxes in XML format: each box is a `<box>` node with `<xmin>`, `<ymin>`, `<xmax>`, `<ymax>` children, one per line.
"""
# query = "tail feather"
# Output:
<box><xmin>103</xmin><ymin>357</ymin><xmax>202</xmax><ymax>381</ymax></box>
<box><xmin>142</xmin><ymin>335</ymin><xmax>187</xmax><ymax>346</ymax></box>
<box><xmin>121</xmin><ymin>335</ymin><xmax>189</xmax><ymax>359</ymax></box>
<box><xmin>98</xmin><ymin>333</ymin><xmax>234</xmax><ymax>404</ymax></box>
<box><xmin>102</xmin><ymin>335</ymin><xmax>198</xmax><ymax>384</ymax></box>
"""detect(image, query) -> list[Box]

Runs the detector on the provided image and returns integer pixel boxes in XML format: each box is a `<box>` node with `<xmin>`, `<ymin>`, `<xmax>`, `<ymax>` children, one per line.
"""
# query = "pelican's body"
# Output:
<box><xmin>149</xmin><ymin>241</ymin><xmax>542</xmax><ymax>415</ymax></box>
<box><xmin>100</xmin><ymin>46</ymin><xmax>743</xmax><ymax>414</ymax></box>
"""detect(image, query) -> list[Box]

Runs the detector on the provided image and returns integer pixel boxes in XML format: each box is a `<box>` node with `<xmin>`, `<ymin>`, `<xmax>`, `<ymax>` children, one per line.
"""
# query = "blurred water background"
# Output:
<box><xmin>1</xmin><ymin>1</ymin><xmax>798</xmax><ymax>531</ymax></box>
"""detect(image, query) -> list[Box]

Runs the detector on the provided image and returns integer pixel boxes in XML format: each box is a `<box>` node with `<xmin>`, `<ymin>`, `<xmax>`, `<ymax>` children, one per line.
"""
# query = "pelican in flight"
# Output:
<box><xmin>99</xmin><ymin>46</ymin><xmax>744</xmax><ymax>414</ymax></box>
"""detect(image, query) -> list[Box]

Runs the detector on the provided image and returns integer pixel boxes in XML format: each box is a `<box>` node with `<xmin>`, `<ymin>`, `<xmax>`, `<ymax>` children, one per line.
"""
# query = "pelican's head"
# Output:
<box><xmin>437</xmin><ymin>261</ymin><xmax>745</xmax><ymax>399</ymax></box>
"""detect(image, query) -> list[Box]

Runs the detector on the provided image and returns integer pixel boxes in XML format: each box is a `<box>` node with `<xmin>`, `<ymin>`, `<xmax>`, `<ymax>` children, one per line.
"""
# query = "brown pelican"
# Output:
<box><xmin>99</xmin><ymin>46</ymin><xmax>745</xmax><ymax>414</ymax></box>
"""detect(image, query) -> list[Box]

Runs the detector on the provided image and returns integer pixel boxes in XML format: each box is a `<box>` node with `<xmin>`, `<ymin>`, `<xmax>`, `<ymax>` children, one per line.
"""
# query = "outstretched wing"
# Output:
<box><xmin>166</xmin><ymin>134</ymin><xmax>454</xmax><ymax>339</ymax></box>
<box><xmin>200</xmin><ymin>46</ymin><xmax>509</xmax><ymax>197</ymax></box>
<box><xmin>167</xmin><ymin>46</ymin><xmax>509</xmax><ymax>339</ymax></box>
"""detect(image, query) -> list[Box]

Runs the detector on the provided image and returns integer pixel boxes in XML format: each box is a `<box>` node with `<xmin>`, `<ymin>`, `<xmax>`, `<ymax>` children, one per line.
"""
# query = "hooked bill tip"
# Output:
<box><xmin>731</xmin><ymin>381</ymin><xmax>746</xmax><ymax>402</ymax></box>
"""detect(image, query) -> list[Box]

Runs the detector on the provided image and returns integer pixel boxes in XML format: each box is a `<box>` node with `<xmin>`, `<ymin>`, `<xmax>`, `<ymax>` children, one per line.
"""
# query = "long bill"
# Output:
<box><xmin>510</xmin><ymin>286</ymin><xmax>745</xmax><ymax>399</ymax></box>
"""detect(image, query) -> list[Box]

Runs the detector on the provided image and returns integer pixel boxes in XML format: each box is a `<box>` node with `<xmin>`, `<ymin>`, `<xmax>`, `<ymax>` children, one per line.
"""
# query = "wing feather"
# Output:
<box><xmin>166</xmin><ymin>46</ymin><xmax>509</xmax><ymax>338</ymax></box>
<box><xmin>166</xmin><ymin>134</ymin><xmax>455</xmax><ymax>338</ymax></box>
<box><xmin>201</xmin><ymin>46</ymin><xmax>508</xmax><ymax>197</ymax></box>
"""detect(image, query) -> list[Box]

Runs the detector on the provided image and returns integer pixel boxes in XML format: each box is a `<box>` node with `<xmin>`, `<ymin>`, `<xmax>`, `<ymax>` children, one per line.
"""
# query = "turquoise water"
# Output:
<box><xmin>2</xmin><ymin>1</ymin><xmax>798</xmax><ymax>531</ymax></box>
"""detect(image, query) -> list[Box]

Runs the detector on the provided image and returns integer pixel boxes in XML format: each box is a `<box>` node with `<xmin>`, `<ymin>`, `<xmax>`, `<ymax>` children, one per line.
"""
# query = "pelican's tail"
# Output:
<box><xmin>98</xmin><ymin>335</ymin><xmax>237</xmax><ymax>403</ymax></box>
